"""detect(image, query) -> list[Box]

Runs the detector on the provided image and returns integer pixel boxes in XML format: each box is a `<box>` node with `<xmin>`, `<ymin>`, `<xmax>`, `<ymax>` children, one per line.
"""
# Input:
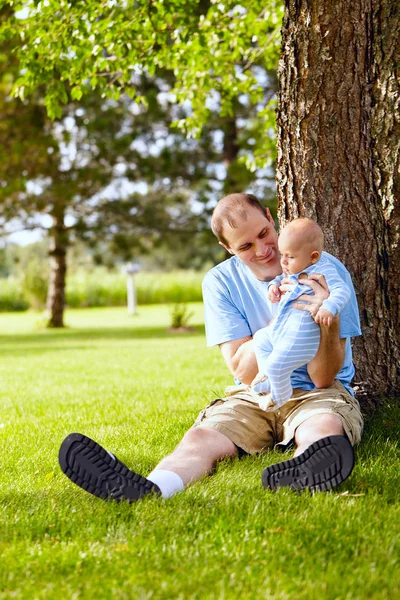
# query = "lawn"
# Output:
<box><xmin>0</xmin><ymin>305</ymin><xmax>399</xmax><ymax>600</ymax></box>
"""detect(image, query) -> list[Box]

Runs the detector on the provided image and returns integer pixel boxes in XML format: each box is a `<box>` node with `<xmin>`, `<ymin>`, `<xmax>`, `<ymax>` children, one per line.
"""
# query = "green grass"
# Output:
<box><xmin>0</xmin><ymin>306</ymin><xmax>399</xmax><ymax>599</ymax></box>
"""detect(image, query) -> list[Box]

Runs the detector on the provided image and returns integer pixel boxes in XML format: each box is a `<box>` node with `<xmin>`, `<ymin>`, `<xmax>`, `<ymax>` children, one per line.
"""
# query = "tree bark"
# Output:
<box><xmin>47</xmin><ymin>207</ymin><xmax>67</xmax><ymax>327</ymax></box>
<box><xmin>276</xmin><ymin>0</ymin><xmax>399</xmax><ymax>404</ymax></box>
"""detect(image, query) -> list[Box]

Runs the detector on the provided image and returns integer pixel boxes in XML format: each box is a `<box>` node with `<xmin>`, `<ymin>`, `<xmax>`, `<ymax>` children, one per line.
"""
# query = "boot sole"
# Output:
<box><xmin>262</xmin><ymin>435</ymin><xmax>354</xmax><ymax>492</ymax></box>
<box><xmin>58</xmin><ymin>433</ymin><xmax>160</xmax><ymax>502</ymax></box>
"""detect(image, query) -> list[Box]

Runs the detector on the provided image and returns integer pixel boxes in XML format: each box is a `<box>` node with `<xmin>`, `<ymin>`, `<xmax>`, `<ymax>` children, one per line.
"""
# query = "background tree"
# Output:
<box><xmin>0</xmin><ymin>71</ymin><xmax>218</xmax><ymax>326</ymax></box>
<box><xmin>0</xmin><ymin>2</ymin><xmax>281</xmax><ymax>327</ymax></box>
<box><xmin>0</xmin><ymin>73</ymin><xmax>277</xmax><ymax>326</ymax></box>
<box><xmin>0</xmin><ymin>1</ymin><xmax>282</xmax><ymax>164</ymax></box>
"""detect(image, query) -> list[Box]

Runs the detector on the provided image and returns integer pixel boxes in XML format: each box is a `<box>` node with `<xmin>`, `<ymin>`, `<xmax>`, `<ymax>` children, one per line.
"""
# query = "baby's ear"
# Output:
<box><xmin>310</xmin><ymin>251</ymin><xmax>320</xmax><ymax>264</ymax></box>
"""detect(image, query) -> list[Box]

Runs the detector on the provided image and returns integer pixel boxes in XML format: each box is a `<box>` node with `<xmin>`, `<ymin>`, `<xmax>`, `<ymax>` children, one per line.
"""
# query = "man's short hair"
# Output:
<box><xmin>211</xmin><ymin>193</ymin><xmax>266</xmax><ymax>246</ymax></box>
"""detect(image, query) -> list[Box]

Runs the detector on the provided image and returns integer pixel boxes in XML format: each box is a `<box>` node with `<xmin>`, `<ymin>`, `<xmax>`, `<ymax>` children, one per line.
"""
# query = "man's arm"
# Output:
<box><xmin>307</xmin><ymin>318</ymin><xmax>346</xmax><ymax>387</ymax></box>
<box><xmin>292</xmin><ymin>273</ymin><xmax>346</xmax><ymax>387</ymax></box>
<box><xmin>219</xmin><ymin>336</ymin><xmax>258</xmax><ymax>385</ymax></box>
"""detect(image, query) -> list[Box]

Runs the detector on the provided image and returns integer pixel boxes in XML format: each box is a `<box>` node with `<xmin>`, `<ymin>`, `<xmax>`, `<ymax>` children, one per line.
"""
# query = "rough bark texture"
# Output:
<box><xmin>276</xmin><ymin>0</ymin><xmax>399</xmax><ymax>404</ymax></box>
<box><xmin>46</xmin><ymin>208</ymin><xmax>67</xmax><ymax>328</ymax></box>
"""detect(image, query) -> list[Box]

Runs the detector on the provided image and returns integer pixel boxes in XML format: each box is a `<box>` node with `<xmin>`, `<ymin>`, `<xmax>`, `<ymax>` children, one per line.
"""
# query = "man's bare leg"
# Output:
<box><xmin>59</xmin><ymin>427</ymin><xmax>237</xmax><ymax>502</ymax></box>
<box><xmin>153</xmin><ymin>427</ymin><xmax>238</xmax><ymax>486</ymax></box>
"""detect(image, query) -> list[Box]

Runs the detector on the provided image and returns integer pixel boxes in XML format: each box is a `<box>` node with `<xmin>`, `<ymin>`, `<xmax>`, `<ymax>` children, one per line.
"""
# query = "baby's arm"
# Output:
<box><xmin>313</xmin><ymin>262</ymin><xmax>351</xmax><ymax>326</ymax></box>
<box><xmin>267</xmin><ymin>274</ymin><xmax>284</xmax><ymax>303</ymax></box>
<box><xmin>268</xmin><ymin>284</ymin><xmax>281</xmax><ymax>303</ymax></box>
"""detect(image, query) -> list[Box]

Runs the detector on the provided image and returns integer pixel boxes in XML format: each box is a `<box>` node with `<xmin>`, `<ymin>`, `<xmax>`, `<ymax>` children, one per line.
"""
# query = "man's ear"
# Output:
<box><xmin>219</xmin><ymin>241</ymin><xmax>234</xmax><ymax>255</ymax></box>
<box><xmin>265</xmin><ymin>207</ymin><xmax>275</xmax><ymax>226</ymax></box>
<box><xmin>310</xmin><ymin>250</ymin><xmax>320</xmax><ymax>264</ymax></box>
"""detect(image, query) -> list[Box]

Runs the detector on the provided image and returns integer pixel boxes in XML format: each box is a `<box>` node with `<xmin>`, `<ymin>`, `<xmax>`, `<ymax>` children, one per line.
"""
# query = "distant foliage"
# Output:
<box><xmin>0</xmin><ymin>278</ymin><xmax>29</xmax><ymax>312</ymax></box>
<box><xmin>22</xmin><ymin>259</ymin><xmax>49</xmax><ymax>309</ymax></box>
<box><xmin>135</xmin><ymin>271</ymin><xmax>204</xmax><ymax>305</ymax></box>
<box><xmin>65</xmin><ymin>271</ymin><xmax>127</xmax><ymax>308</ymax></box>
<box><xmin>65</xmin><ymin>269</ymin><xmax>204</xmax><ymax>308</ymax></box>
<box><xmin>0</xmin><ymin>269</ymin><xmax>205</xmax><ymax>312</ymax></box>
<box><xmin>0</xmin><ymin>1</ymin><xmax>283</xmax><ymax>168</ymax></box>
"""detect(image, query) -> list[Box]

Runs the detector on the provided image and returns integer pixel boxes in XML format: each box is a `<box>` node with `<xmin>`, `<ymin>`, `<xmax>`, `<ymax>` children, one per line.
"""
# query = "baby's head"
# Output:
<box><xmin>279</xmin><ymin>218</ymin><xmax>324</xmax><ymax>275</ymax></box>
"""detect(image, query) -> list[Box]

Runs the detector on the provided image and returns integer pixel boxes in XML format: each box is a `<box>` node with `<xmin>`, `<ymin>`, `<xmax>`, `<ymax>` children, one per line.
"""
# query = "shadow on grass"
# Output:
<box><xmin>0</xmin><ymin>324</ymin><xmax>205</xmax><ymax>355</ymax></box>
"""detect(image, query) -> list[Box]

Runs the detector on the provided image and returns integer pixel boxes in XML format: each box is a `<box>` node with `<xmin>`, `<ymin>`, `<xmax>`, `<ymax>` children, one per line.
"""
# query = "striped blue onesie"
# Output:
<box><xmin>252</xmin><ymin>255</ymin><xmax>351</xmax><ymax>409</ymax></box>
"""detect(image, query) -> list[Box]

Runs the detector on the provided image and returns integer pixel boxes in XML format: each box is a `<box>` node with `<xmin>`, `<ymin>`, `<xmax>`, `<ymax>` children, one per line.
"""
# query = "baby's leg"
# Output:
<box><xmin>252</xmin><ymin>327</ymin><xmax>274</xmax><ymax>394</ymax></box>
<box><xmin>262</xmin><ymin>312</ymin><xmax>320</xmax><ymax>407</ymax></box>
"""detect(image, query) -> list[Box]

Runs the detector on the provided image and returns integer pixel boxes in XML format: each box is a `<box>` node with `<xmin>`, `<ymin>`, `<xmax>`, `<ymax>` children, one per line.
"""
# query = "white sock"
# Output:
<box><xmin>147</xmin><ymin>469</ymin><xmax>185</xmax><ymax>499</ymax></box>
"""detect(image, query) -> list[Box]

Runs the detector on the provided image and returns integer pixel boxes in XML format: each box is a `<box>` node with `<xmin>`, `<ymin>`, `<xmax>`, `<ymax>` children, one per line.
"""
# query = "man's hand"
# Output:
<box><xmin>268</xmin><ymin>284</ymin><xmax>281</xmax><ymax>303</ymax></box>
<box><xmin>290</xmin><ymin>273</ymin><xmax>330</xmax><ymax>316</ymax></box>
<box><xmin>314</xmin><ymin>308</ymin><xmax>334</xmax><ymax>326</ymax></box>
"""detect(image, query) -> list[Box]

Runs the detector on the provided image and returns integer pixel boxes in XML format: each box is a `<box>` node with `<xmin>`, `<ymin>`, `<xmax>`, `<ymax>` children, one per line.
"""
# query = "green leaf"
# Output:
<box><xmin>71</xmin><ymin>86</ymin><xmax>83</xmax><ymax>100</ymax></box>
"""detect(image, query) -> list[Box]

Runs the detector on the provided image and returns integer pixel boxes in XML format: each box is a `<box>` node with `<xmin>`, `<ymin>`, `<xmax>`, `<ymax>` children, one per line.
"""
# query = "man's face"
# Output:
<box><xmin>219</xmin><ymin>207</ymin><xmax>281</xmax><ymax>281</ymax></box>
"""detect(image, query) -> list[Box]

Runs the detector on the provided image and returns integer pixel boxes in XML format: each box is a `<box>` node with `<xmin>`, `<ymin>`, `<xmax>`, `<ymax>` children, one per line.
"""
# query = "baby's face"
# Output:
<box><xmin>278</xmin><ymin>235</ymin><xmax>316</xmax><ymax>275</ymax></box>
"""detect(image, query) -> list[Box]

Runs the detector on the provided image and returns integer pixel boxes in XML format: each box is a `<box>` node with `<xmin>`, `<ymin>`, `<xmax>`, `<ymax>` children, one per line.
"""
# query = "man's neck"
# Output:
<box><xmin>241</xmin><ymin>260</ymin><xmax>282</xmax><ymax>282</ymax></box>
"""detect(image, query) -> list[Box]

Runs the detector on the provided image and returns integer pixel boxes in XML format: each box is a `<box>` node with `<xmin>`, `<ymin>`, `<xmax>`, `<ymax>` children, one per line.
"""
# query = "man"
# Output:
<box><xmin>59</xmin><ymin>193</ymin><xmax>363</xmax><ymax>501</ymax></box>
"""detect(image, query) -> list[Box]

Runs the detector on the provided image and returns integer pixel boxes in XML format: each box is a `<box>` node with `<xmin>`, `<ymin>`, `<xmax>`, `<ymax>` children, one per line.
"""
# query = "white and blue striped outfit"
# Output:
<box><xmin>252</xmin><ymin>255</ymin><xmax>351</xmax><ymax>408</ymax></box>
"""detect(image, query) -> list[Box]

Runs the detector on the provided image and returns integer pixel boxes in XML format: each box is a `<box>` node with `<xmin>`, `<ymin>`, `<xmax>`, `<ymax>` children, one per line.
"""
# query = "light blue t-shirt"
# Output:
<box><xmin>202</xmin><ymin>251</ymin><xmax>361</xmax><ymax>395</ymax></box>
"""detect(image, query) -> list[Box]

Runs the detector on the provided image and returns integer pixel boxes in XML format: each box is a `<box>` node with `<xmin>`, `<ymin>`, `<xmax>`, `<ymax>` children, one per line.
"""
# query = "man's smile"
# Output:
<box><xmin>254</xmin><ymin>247</ymin><xmax>275</xmax><ymax>263</ymax></box>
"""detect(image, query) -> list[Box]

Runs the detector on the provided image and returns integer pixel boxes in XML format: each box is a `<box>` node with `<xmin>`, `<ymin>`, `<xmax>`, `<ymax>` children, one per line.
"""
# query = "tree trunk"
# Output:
<box><xmin>276</xmin><ymin>0</ymin><xmax>399</xmax><ymax>405</ymax></box>
<box><xmin>47</xmin><ymin>207</ymin><xmax>67</xmax><ymax>327</ymax></box>
<box><xmin>222</xmin><ymin>114</ymin><xmax>240</xmax><ymax>193</ymax></box>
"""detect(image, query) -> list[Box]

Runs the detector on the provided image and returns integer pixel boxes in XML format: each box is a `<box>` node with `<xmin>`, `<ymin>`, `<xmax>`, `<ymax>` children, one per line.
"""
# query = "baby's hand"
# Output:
<box><xmin>314</xmin><ymin>308</ymin><xmax>334</xmax><ymax>326</ymax></box>
<box><xmin>268</xmin><ymin>284</ymin><xmax>281</xmax><ymax>303</ymax></box>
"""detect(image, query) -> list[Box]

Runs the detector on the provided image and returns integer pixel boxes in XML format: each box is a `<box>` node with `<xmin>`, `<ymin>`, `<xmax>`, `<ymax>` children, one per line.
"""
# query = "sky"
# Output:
<box><xmin>7</xmin><ymin>229</ymin><xmax>44</xmax><ymax>246</ymax></box>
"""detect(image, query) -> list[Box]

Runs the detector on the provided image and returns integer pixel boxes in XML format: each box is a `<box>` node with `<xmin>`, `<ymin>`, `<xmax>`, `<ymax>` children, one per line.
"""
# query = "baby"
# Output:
<box><xmin>251</xmin><ymin>217</ymin><xmax>351</xmax><ymax>411</ymax></box>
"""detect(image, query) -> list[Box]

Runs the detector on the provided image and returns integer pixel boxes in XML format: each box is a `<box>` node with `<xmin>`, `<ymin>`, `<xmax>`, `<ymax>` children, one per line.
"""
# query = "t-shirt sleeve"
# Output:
<box><xmin>202</xmin><ymin>271</ymin><xmax>252</xmax><ymax>347</ymax></box>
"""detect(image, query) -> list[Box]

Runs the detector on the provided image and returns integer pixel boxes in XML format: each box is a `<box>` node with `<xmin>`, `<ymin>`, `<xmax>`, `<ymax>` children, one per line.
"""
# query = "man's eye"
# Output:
<box><xmin>239</xmin><ymin>245</ymin><xmax>251</xmax><ymax>252</ymax></box>
<box><xmin>259</xmin><ymin>230</ymin><xmax>268</xmax><ymax>238</ymax></box>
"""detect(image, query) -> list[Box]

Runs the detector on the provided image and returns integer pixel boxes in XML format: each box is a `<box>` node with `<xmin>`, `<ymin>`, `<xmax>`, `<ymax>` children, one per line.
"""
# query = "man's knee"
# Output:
<box><xmin>179</xmin><ymin>426</ymin><xmax>237</xmax><ymax>460</ymax></box>
<box><xmin>295</xmin><ymin>413</ymin><xmax>344</xmax><ymax>447</ymax></box>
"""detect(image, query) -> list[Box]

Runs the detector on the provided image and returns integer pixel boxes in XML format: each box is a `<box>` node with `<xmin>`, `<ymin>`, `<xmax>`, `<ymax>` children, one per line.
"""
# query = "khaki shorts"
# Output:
<box><xmin>193</xmin><ymin>381</ymin><xmax>363</xmax><ymax>455</ymax></box>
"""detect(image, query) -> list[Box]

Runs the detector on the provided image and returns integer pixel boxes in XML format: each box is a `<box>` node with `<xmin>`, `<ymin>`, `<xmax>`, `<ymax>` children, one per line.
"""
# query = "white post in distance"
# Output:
<box><xmin>125</xmin><ymin>262</ymin><xmax>141</xmax><ymax>315</ymax></box>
